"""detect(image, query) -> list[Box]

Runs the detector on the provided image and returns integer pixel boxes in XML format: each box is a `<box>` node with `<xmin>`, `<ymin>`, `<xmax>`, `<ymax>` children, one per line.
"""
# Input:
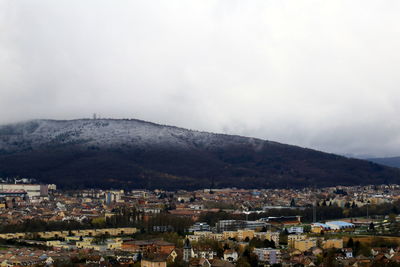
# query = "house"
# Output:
<box><xmin>208</xmin><ymin>259</ymin><xmax>235</xmax><ymax>267</ymax></box>
<box><xmin>371</xmin><ymin>247</ymin><xmax>390</xmax><ymax>256</ymax></box>
<box><xmin>163</xmin><ymin>249</ymin><xmax>178</xmax><ymax>263</ymax></box>
<box><xmin>193</xmin><ymin>247</ymin><xmax>216</xmax><ymax>259</ymax></box>
<box><xmin>342</xmin><ymin>248</ymin><xmax>353</xmax><ymax>258</ymax></box>
<box><xmin>311</xmin><ymin>247</ymin><xmax>323</xmax><ymax>256</ymax></box>
<box><xmin>45</xmin><ymin>257</ymin><xmax>54</xmax><ymax>266</ymax></box>
<box><xmin>223</xmin><ymin>249</ymin><xmax>238</xmax><ymax>262</ymax></box>
<box><xmin>189</xmin><ymin>258</ymin><xmax>211</xmax><ymax>267</ymax></box>
<box><xmin>141</xmin><ymin>257</ymin><xmax>167</xmax><ymax>267</ymax></box>
<box><xmin>121</xmin><ymin>240</ymin><xmax>175</xmax><ymax>254</ymax></box>
<box><xmin>190</xmin><ymin>258</ymin><xmax>234</xmax><ymax>267</ymax></box>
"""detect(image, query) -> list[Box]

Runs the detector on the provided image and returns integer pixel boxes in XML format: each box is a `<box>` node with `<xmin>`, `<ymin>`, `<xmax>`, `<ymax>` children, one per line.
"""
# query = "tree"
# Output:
<box><xmin>279</xmin><ymin>229</ymin><xmax>288</xmax><ymax>246</ymax></box>
<box><xmin>249</xmin><ymin>238</ymin><xmax>263</xmax><ymax>248</ymax></box>
<box><xmin>347</xmin><ymin>237</ymin><xmax>354</xmax><ymax>248</ymax></box>
<box><xmin>322</xmin><ymin>249</ymin><xmax>336</xmax><ymax>267</ymax></box>
<box><xmin>369</xmin><ymin>222</ymin><xmax>375</xmax><ymax>231</ymax></box>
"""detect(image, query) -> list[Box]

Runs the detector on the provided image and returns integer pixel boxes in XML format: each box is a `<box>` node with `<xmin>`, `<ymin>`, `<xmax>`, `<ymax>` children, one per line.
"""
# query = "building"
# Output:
<box><xmin>193</xmin><ymin>248</ymin><xmax>216</xmax><ymax>260</ymax></box>
<box><xmin>188</xmin><ymin>222</ymin><xmax>211</xmax><ymax>232</ymax></box>
<box><xmin>236</xmin><ymin>230</ymin><xmax>255</xmax><ymax>241</ymax></box>
<box><xmin>260</xmin><ymin>216</ymin><xmax>301</xmax><ymax>226</ymax></box>
<box><xmin>183</xmin><ymin>239</ymin><xmax>193</xmax><ymax>262</ymax></box>
<box><xmin>311</xmin><ymin>223</ymin><xmax>331</xmax><ymax>233</ymax></box>
<box><xmin>105</xmin><ymin>190</ymin><xmax>123</xmax><ymax>205</ymax></box>
<box><xmin>223</xmin><ymin>250</ymin><xmax>238</xmax><ymax>262</ymax></box>
<box><xmin>323</xmin><ymin>239</ymin><xmax>343</xmax><ymax>249</ymax></box>
<box><xmin>121</xmin><ymin>240</ymin><xmax>175</xmax><ymax>254</ymax></box>
<box><xmin>244</xmin><ymin>221</ymin><xmax>267</xmax><ymax>230</ymax></box>
<box><xmin>287</xmin><ymin>226</ymin><xmax>304</xmax><ymax>234</ymax></box>
<box><xmin>216</xmin><ymin>220</ymin><xmax>266</xmax><ymax>232</ymax></box>
<box><xmin>255</xmin><ymin>231</ymin><xmax>280</xmax><ymax>246</ymax></box>
<box><xmin>288</xmin><ymin>234</ymin><xmax>307</xmax><ymax>248</ymax></box>
<box><xmin>253</xmin><ymin>248</ymin><xmax>281</xmax><ymax>264</ymax></box>
<box><xmin>0</xmin><ymin>184</ymin><xmax>49</xmax><ymax>198</ymax></box>
<box><xmin>141</xmin><ymin>258</ymin><xmax>167</xmax><ymax>267</ymax></box>
<box><xmin>293</xmin><ymin>238</ymin><xmax>317</xmax><ymax>252</ymax></box>
<box><xmin>216</xmin><ymin>220</ymin><xmax>245</xmax><ymax>232</ymax></box>
<box><xmin>325</xmin><ymin>221</ymin><xmax>355</xmax><ymax>231</ymax></box>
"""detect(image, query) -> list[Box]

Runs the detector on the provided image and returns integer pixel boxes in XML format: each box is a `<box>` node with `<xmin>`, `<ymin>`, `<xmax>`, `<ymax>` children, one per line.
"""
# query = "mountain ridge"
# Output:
<box><xmin>368</xmin><ymin>156</ymin><xmax>400</xmax><ymax>169</ymax></box>
<box><xmin>0</xmin><ymin>118</ymin><xmax>399</xmax><ymax>190</ymax></box>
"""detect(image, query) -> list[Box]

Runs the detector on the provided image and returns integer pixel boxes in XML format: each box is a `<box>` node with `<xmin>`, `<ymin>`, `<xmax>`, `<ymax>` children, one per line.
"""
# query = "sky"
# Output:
<box><xmin>1</xmin><ymin>1</ymin><xmax>400</xmax><ymax>158</ymax></box>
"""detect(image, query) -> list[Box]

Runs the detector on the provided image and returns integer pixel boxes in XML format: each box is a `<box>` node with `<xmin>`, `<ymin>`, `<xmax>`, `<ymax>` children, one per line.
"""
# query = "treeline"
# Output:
<box><xmin>0</xmin><ymin>220</ymin><xmax>92</xmax><ymax>234</ymax></box>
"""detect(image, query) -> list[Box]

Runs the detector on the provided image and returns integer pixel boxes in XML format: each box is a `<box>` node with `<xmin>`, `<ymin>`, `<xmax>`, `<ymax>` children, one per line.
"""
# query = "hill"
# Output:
<box><xmin>368</xmin><ymin>157</ymin><xmax>400</xmax><ymax>169</ymax></box>
<box><xmin>0</xmin><ymin>119</ymin><xmax>398</xmax><ymax>190</ymax></box>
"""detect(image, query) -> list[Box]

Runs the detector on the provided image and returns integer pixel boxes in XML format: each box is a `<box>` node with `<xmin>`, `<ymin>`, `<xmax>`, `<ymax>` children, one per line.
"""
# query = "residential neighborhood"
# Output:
<box><xmin>1</xmin><ymin>181</ymin><xmax>400</xmax><ymax>265</ymax></box>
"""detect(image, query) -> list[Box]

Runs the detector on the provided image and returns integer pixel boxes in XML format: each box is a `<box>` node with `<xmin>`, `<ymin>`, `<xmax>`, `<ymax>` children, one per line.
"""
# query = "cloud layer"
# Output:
<box><xmin>1</xmin><ymin>0</ymin><xmax>400</xmax><ymax>157</ymax></box>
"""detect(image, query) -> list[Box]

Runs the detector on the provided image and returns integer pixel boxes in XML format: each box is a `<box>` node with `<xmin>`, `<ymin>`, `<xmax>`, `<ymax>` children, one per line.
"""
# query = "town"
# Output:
<box><xmin>0</xmin><ymin>180</ymin><xmax>400</xmax><ymax>266</ymax></box>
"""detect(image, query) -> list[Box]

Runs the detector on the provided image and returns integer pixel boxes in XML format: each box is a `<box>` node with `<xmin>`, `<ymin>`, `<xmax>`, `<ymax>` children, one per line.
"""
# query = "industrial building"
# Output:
<box><xmin>0</xmin><ymin>184</ymin><xmax>49</xmax><ymax>198</ymax></box>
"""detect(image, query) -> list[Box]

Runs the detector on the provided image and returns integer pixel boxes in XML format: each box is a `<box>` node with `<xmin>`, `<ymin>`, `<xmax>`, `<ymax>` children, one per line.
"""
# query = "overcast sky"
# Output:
<box><xmin>1</xmin><ymin>1</ymin><xmax>400</xmax><ymax>158</ymax></box>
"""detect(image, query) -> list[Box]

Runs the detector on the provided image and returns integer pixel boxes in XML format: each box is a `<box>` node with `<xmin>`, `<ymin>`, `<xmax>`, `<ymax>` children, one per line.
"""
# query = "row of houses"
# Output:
<box><xmin>0</xmin><ymin>227</ymin><xmax>137</xmax><ymax>240</ymax></box>
<box><xmin>186</xmin><ymin>229</ymin><xmax>279</xmax><ymax>244</ymax></box>
<box><xmin>288</xmin><ymin>234</ymin><xmax>344</xmax><ymax>252</ymax></box>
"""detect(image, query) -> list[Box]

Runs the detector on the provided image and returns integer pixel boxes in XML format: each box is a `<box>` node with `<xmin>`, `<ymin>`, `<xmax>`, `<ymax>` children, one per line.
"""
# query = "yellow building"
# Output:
<box><xmin>46</xmin><ymin>240</ymin><xmax>61</xmax><ymax>247</ymax></box>
<box><xmin>76</xmin><ymin>240</ymin><xmax>92</xmax><ymax>248</ymax></box>
<box><xmin>107</xmin><ymin>239</ymin><xmax>123</xmax><ymax>250</ymax></box>
<box><xmin>212</xmin><ymin>233</ymin><xmax>223</xmax><ymax>241</ymax></box>
<box><xmin>222</xmin><ymin>231</ymin><xmax>237</xmax><ymax>240</ymax></box>
<box><xmin>0</xmin><ymin>227</ymin><xmax>137</xmax><ymax>241</ymax></box>
<box><xmin>323</xmin><ymin>239</ymin><xmax>343</xmax><ymax>249</ymax></box>
<box><xmin>255</xmin><ymin>231</ymin><xmax>280</xmax><ymax>245</ymax></box>
<box><xmin>294</xmin><ymin>238</ymin><xmax>317</xmax><ymax>252</ymax></box>
<box><xmin>65</xmin><ymin>236</ymin><xmax>82</xmax><ymax>242</ymax></box>
<box><xmin>288</xmin><ymin>234</ymin><xmax>307</xmax><ymax>248</ymax></box>
<box><xmin>194</xmin><ymin>231</ymin><xmax>213</xmax><ymax>239</ymax></box>
<box><xmin>237</xmin><ymin>230</ymin><xmax>254</xmax><ymax>241</ymax></box>
<box><xmin>141</xmin><ymin>259</ymin><xmax>167</xmax><ymax>267</ymax></box>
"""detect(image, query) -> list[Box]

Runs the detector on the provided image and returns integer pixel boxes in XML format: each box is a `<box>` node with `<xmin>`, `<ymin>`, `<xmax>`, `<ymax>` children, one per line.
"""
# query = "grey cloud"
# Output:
<box><xmin>1</xmin><ymin>0</ymin><xmax>400</xmax><ymax>157</ymax></box>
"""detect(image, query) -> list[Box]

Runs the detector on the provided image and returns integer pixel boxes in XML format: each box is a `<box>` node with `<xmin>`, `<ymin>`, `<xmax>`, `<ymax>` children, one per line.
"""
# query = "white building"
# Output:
<box><xmin>189</xmin><ymin>222</ymin><xmax>211</xmax><ymax>232</ymax></box>
<box><xmin>0</xmin><ymin>184</ymin><xmax>49</xmax><ymax>198</ymax></box>
<box><xmin>325</xmin><ymin>221</ymin><xmax>355</xmax><ymax>231</ymax></box>
<box><xmin>253</xmin><ymin>248</ymin><xmax>281</xmax><ymax>264</ymax></box>
<box><xmin>223</xmin><ymin>250</ymin><xmax>238</xmax><ymax>262</ymax></box>
<box><xmin>287</xmin><ymin>226</ymin><xmax>304</xmax><ymax>234</ymax></box>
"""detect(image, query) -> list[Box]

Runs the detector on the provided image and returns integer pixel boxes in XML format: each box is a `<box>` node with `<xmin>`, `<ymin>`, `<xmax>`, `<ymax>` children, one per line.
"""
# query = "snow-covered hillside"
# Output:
<box><xmin>0</xmin><ymin>119</ymin><xmax>271</xmax><ymax>152</ymax></box>
<box><xmin>0</xmin><ymin>119</ymin><xmax>398</xmax><ymax>190</ymax></box>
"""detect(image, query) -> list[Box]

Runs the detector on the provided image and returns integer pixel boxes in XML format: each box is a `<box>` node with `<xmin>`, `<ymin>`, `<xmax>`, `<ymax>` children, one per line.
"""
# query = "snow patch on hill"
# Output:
<box><xmin>0</xmin><ymin>119</ymin><xmax>272</xmax><ymax>152</ymax></box>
